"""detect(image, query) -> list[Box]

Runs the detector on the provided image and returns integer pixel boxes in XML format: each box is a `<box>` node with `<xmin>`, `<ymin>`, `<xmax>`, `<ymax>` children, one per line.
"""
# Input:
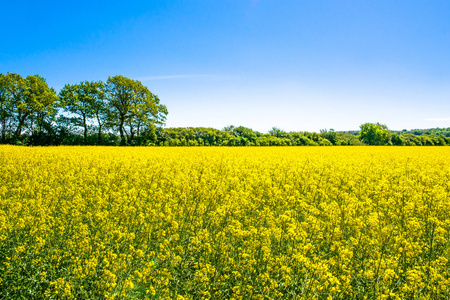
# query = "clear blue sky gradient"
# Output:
<box><xmin>2</xmin><ymin>0</ymin><xmax>450</xmax><ymax>132</ymax></box>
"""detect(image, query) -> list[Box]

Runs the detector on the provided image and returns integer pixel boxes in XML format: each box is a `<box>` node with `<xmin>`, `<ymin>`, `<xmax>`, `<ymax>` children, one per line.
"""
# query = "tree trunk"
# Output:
<box><xmin>15</xmin><ymin>114</ymin><xmax>28</xmax><ymax>138</ymax></box>
<box><xmin>37</xmin><ymin>112</ymin><xmax>45</xmax><ymax>133</ymax></box>
<box><xmin>96</xmin><ymin>125</ymin><xmax>102</xmax><ymax>145</ymax></box>
<box><xmin>1</xmin><ymin>118</ymin><xmax>5</xmax><ymax>142</ymax></box>
<box><xmin>96</xmin><ymin>112</ymin><xmax>102</xmax><ymax>145</ymax></box>
<box><xmin>119</xmin><ymin>117</ymin><xmax>126</xmax><ymax>146</ymax></box>
<box><xmin>83</xmin><ymin>114</ymin><xmax>87</xmax><ymax>144</ymax></box>
<box><xmin>129</xmin><ymin>124</ymin><xmax>134</xmax><ymax>145</ymax></box>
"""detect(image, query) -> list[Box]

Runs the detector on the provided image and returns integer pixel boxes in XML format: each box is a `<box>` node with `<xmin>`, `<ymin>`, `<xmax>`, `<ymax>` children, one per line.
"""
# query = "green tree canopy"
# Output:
<box><xmin>0</xmin><ymin>73</ymin><xmax>14</xmax><ymax>141</ymax></box>
<box><xmin>105</xmin><ymin>75</ymin><xmax>168</xmax><ymax>145</ymax></box>
<box><xmin>359</xmin><ymin>122</ymin><xmax>389</xmax><ymax>145</ymax></box>
<box><xmin>1</xmin><ymin>73</ymin><xmax>58</xmax><ymax>139</ymax></box>
<box><xmin>59</xmin><ymin>81</ymin><xmax>105</xmax><ymax>144</ymax></box>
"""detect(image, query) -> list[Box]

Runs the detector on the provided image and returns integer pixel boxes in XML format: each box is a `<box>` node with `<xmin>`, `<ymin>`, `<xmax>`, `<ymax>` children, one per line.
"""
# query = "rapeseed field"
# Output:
<box><xmin>1</xmin><ymin>146</ymin><xmax>449</xmax><ymax>299</ymax></box>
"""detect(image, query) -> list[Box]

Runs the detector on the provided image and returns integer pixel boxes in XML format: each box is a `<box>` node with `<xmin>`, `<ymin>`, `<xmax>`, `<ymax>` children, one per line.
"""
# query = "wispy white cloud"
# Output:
<box><xmin>137</xmin><ymin>74</ymin><xmax>212</xmax><ymax>81</ymax></box>
<box><xmin>425</xmin><ymin>117</ymin><xmax>450</xmax><ymax>121</ymax></box>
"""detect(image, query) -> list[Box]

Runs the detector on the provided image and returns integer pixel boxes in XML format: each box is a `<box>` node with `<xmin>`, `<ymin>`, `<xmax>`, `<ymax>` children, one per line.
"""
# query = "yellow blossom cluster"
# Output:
<box><xmin>1</xmin><ymin>146</ymin><xmax>449</xmax><ymax>299</ymax></box>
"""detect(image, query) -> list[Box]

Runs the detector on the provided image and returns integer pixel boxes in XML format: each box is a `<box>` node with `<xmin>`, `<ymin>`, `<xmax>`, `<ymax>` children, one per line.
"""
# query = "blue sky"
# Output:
<box><xmin>1</xmin><ymin>0</ymin><xmax>450</xmax><ymax>132</ymax></box>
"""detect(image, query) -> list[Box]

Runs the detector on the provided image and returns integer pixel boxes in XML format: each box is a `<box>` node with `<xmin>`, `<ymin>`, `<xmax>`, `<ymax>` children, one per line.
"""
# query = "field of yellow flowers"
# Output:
<box><xmin>1</xmin><ymin>146</ymin><xmax>449</xmax><ymax>299</ymax></box>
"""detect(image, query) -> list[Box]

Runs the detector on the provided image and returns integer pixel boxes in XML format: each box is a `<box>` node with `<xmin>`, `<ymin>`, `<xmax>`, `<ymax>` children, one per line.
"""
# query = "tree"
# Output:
<box><xmin>320</xmin><ymin>128</ymin><xmax>338</xmax><ymax>145</ymax></box>
<box><xmin>59</xmin><ymin>81</ymin><xmax>105</xmax><ymax>144</ymax></box>
<box><xmin>91</xmin><ymin>85</ymin><xmax>108</xmax><ymax>145</ymax></box>
<box><xmin>389</xmin><ymin>132</ymin><xmax>404</xmax><ymax>146</ymax></box>
<box><xmin>225</xmin><ymin>126</ymin><xmax>259</xmax><ymax>144</ymax></box>
<box><xmin>359</xmin><ymin>122</ymin><xmax>389</xmax><ymax>145</ymax></box>
<box><xmin>269</xmin><ymin>127</ymin><xmax>287</xmax><ymax>138</ymax></box>
<box><xmin>5</xmin><ymin>74</ymin><xmax>58</xmax><ymax>139</ymax></box>
<box><xmin>0</xmin><ymin>73</ymin><xmax>13</xmax><ymax>142</ymax></box>
<box><xmin>105</xmin><ymin>75</ymin><xmax>167</xmax><ymax>145</ymax></box>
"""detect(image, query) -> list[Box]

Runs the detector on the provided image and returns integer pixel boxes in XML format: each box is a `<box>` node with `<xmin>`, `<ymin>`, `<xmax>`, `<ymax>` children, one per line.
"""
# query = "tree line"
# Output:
<box><xmin>156</xmin><ymin>124</ymin><xmax>450</xmax><ymax>147</ymax></box>
<box><xmin>1</xmin><ymin>73</ymin><xmax>449</xmax><ymax>146</ymax></box>
<box><xmin>0</xmin><ymin>73</ymin><xmax>167</xmax><ymax>146</ymax></box>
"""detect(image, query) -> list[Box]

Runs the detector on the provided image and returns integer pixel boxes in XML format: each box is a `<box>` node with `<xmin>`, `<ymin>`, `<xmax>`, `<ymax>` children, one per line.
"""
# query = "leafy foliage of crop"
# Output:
<box><xmin>1</xmin><ymin>146</ymin><xmax>449</xmax><ymax>299</ymax></box>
